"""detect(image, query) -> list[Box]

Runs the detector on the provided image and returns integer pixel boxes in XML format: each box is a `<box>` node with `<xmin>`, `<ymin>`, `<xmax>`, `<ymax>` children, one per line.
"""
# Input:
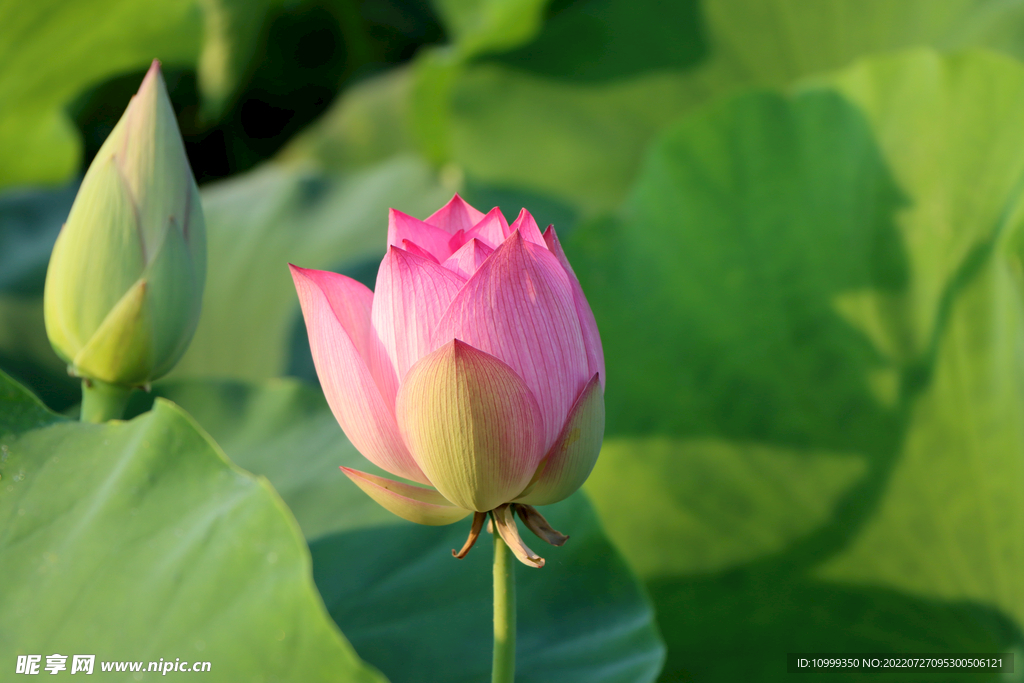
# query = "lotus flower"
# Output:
<box><xmin>44</xmin><ymin>61</ymin><xmax>205</xmax><ymax>387</ymax></box>
<box><xmin>290</xmin><ymin>195</ymin><xmax>604</xmax><ymax>566</ymax></box>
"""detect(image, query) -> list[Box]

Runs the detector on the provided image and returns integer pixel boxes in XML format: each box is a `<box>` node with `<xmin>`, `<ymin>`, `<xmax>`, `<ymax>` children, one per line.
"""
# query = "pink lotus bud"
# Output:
<box><xmin>290</xmin><ymin>195</ymin><xmax>604</xmax><ymax>565</ymax></box>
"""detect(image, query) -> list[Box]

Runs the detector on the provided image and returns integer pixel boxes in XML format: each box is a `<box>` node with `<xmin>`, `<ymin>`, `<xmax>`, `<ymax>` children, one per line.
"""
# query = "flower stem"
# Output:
<box><xmin>80</xmin><ymin>379</ymin><xmax>133</xmax><ymax>423</ymax></box>
<box><xmin>492</xmin><ymin>519</ymin><xmax>516</xmax><ymax>683</ymax></box>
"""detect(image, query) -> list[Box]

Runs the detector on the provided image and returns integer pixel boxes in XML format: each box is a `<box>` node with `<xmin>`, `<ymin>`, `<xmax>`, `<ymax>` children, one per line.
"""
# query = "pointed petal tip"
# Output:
<box><xmin>402</xmin><ymin>239</ymin><xmax>440</xmax><ymax>263</ymax></box>
<box><xmin>390</xmin><ymin>242</ymin><xmax>426</xmax><ymax>262</ymax></box>
<box><xmin>426</xmin><ymin>195</ymin><xmax>487</xmax><ymax>234</ymax></box>
<box><xmin>287</xmin><ymin>263</ymin><xmax>320</xmax><ymax>288</ymax></box>
<box><xmin>508</xmin><ymin>209</ymin><xmax>546</xmax><ymax>247</ymax></box>
<box><xmin>137</xmin><ymin>59</ymin><xmax>166</xmax><ymax>99</ymax></box>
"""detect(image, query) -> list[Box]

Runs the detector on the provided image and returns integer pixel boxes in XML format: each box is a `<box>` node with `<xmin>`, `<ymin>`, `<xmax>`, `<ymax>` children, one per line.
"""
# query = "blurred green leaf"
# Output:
<box><xmin>0</xmin><ymin>295</ymin><xmax>78</xmax><ymax>413</ymax></box>
<box><xmin>0</xmin><ymin>183</ymin><xmax>76</xmax><ymax>295</ymax></box>
<box><xmin>588</xmin><ymin>438</ymin><xmax>868</xmax><ymax>579</ymax></box>
<box><xmin>0</xmin><ymin>0</ymin><xmax>202</xmax><ymax>189</ymax></box>
<box><xmin>575</xmin><ymin>48</ymin><xmax>1024</xmax><ymax>681</ymax></box>
<box><xmin>491</xmin><ymin>0</ymin><xmax>706</xmax><ymax>82</ymax></box>
<box><xmin>171</xmin><ymin>154</ymin><xmax>452</xmax><ymax>381</ymax></box>
<box><xmin>281</xmin><ymin>67</ymin><xmax>418</xmax><ymax>171</ymax></box>
<box><xmin>196</xmin><ymin>0</ymin><xmax>276</xmax><ymax>120</ymax></box>
<box><xmin>379</xmin><ymin>0</ymin><xmax>551</xmax><ymax>166</ymax></box>
<box><xmin>446</xmin><ymin>0</ymin><xmax>1024</xmax><ymax>213</ymax></box>
<box><xmin>433</xmin><ymin>0</ymin><xmax>549</xmax><ymax>58</ymax></box>
<box><xmin>702</xmin><ymin>0</ymin><xmax>1021</xmax><ymax>86</ymax></box>
<box><xmin>409</xmin><ymin>48</ymin><xmax>464</xmax><ymax>165</ymax></box>
<box><xmin>136</xmin><ymin>376</ymin><xmax>666</xmax><ymax>683</ymax></box>
<box><xmin>448</xmin><ymin>65</ymin><xmax>709</xmax><ymax>214</ymax></box>
<box><xmin>0</xmin><ymin>370</ymin><xmax>384</xmax><ymax>682</ymax></box>
<box><xmin>0</xmin><ymin>185</ymin><xmax>80</xmax><ymax>410</ymax></box>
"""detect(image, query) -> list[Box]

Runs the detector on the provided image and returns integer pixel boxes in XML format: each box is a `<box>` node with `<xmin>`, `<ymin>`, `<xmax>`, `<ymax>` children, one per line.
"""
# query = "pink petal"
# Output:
<box><xmin>388</xmin><ymin>208</ymin><xmax>454</xmax><ymax>261</ymax></box>
<box><xmin>460</xmin><ymin>206</ymin><xmax>508</xmax><ymax>250</ymax></box>
<box><xmin>425</xmin><ymin>194</ymin><xmax>486</xmax><ymax>235</ymax></box>
<box><xmin>434</xmin><ymin>231</ymin><xmax>590</xmax><ymax>452</ymax></box>
<box><xmin>447</xmin><ymin>229</ymin><xmax>467</xmax><ymax>253</ymax></box>
<box><xmin>290</xmin><ymin>265</ymin><xmax>428</xmax><ymax>484</ymax></box>
<box><xmin>542</xmin><ymin>227</ymin><xmax>605</xmax><ymax>388</ymax></box>
<box><xmin>441</xmin><ymin>238</ymin><xmax>494</xmax><ymax>279</ymax></box>
<box><xmin>508</xmin><ymin>208</ymin><xmax>546</xmax><ymax>248</ymax></box>
<box><xmin>372</xmin><ymin>247</ymin><xmax>467</xmax><ymax>386</ymax></box>
<box><xmin>396</xmin><ymin>340</ymin><xmax>545</xmax><ymax>512</ymax></box>
<box><xmin>516</xmin><ymin>373</ymin><xmax>604</xmax><ymax>505</ymax></box>
<box><xmin>340</xmin><ymin>467</ymin><xmax>471</xmax><ymax>526</ymax></box>
<box><xmin>402</xmin><ymin>239</ymin><xmax>439</xmax><ymax>263</ymax></box>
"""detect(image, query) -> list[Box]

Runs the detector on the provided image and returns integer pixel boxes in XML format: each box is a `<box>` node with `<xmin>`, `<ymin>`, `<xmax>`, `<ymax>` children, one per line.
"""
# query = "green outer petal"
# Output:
<box><xmin>118</xmin><ymin>62</ymin><xmax>194</xmax><ymax>254</ymax></box>
<box><xmin>142</xmin><ymin>217</ymin><xmax>202</xmax><ymax>380</ymax></box>
<box><xmin>397</xmin><ymin>339</ymin><xmax>544</xmax><ymax>512</ymax></box>
<box><xmin>43</xmin><ymin>156</ymin><xmax>144</xmax><ymax>358</ymax></box>
<box><xmin>73</xmin><ymin>278</ymin><xmax>152</xmax><ymax>385</ymax></box>
<box><xmin>340</xmin><ymin>467</ymin><xmax>471</xmax><ymax>526</ymax></box>
<box><xmin>184</xmin><ymin>180</ymin><xmax>207</xmax><ymax>280</ymax></box>
<box><xmin>517</xmin><ymin>373</ymin><xmax>605</xmax><ymax>506</ymax></box>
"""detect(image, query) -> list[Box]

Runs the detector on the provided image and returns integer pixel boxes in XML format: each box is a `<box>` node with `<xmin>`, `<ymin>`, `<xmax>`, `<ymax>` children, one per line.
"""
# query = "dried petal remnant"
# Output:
<box><xmin>453</xmin><ymin>511</ymin><xmax>488</xmax><ymax>559</ymax></box>
<box><xmin>517</xmin><ymin>505</ymin><xmax>569</xmax><ymax>546</ymax></box>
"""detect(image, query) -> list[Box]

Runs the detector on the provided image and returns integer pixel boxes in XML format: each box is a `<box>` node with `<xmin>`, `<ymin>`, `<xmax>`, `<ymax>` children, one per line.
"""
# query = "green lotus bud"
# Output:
<box><xmin>44</xmin><ymin>60</ymin><xmax>206</xmax><ymax>387</ymax></box>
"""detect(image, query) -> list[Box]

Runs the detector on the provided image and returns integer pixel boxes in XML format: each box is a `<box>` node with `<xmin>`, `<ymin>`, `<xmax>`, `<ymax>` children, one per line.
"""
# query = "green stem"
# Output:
<box><xmin>80</xmin><ymin>379</ymin><xmax>133</xmax><ymax>423</ymax></box>
<box><xmin>492</xmin><ymin>522</ymin><xmax>516</xmax><ymax>683</ymax></box>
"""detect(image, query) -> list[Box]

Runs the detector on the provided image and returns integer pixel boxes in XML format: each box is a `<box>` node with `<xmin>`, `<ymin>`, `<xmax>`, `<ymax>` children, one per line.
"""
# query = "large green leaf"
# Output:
<box><xmin>129</xmin><ymin>377</ymin><xmax>387</xmax><ymax>541</ymax></box>
<box><xmin>133</xmin><ymin>377</ymin><xmax>666</xmax><ymax>683</ymax></box>
<box><xmin>575</xmin><ymin>49</ymin><xmax>1024</xmax><ymax>681</ymax></box>
<box><xmin>816</xmin><ymin>210</ymin><xmax>1024</xmax><ymax>626</ymax></box>
<box><xmin>575</xmin><ymin>87</ymin><xmax>906</xmax><ymax>447</ymax></box>
<box><xmin>171</xmin><ymin>155</ymin><xmax>452</xmax><ymax>380</ymax></box>
<box><xmin>0</xmin><ymin>0</ymin><xmax>202</xmax><ymax>189</ymax></box>
<box><xmin>814</xmin><ymin>48</ymin><xmax>1024</xmax><ymax>631</ymax></box>
<box><xmin>0</xmin><ymin>370</ymin><xmax>384</xmax><ymax>682</ymax></box>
